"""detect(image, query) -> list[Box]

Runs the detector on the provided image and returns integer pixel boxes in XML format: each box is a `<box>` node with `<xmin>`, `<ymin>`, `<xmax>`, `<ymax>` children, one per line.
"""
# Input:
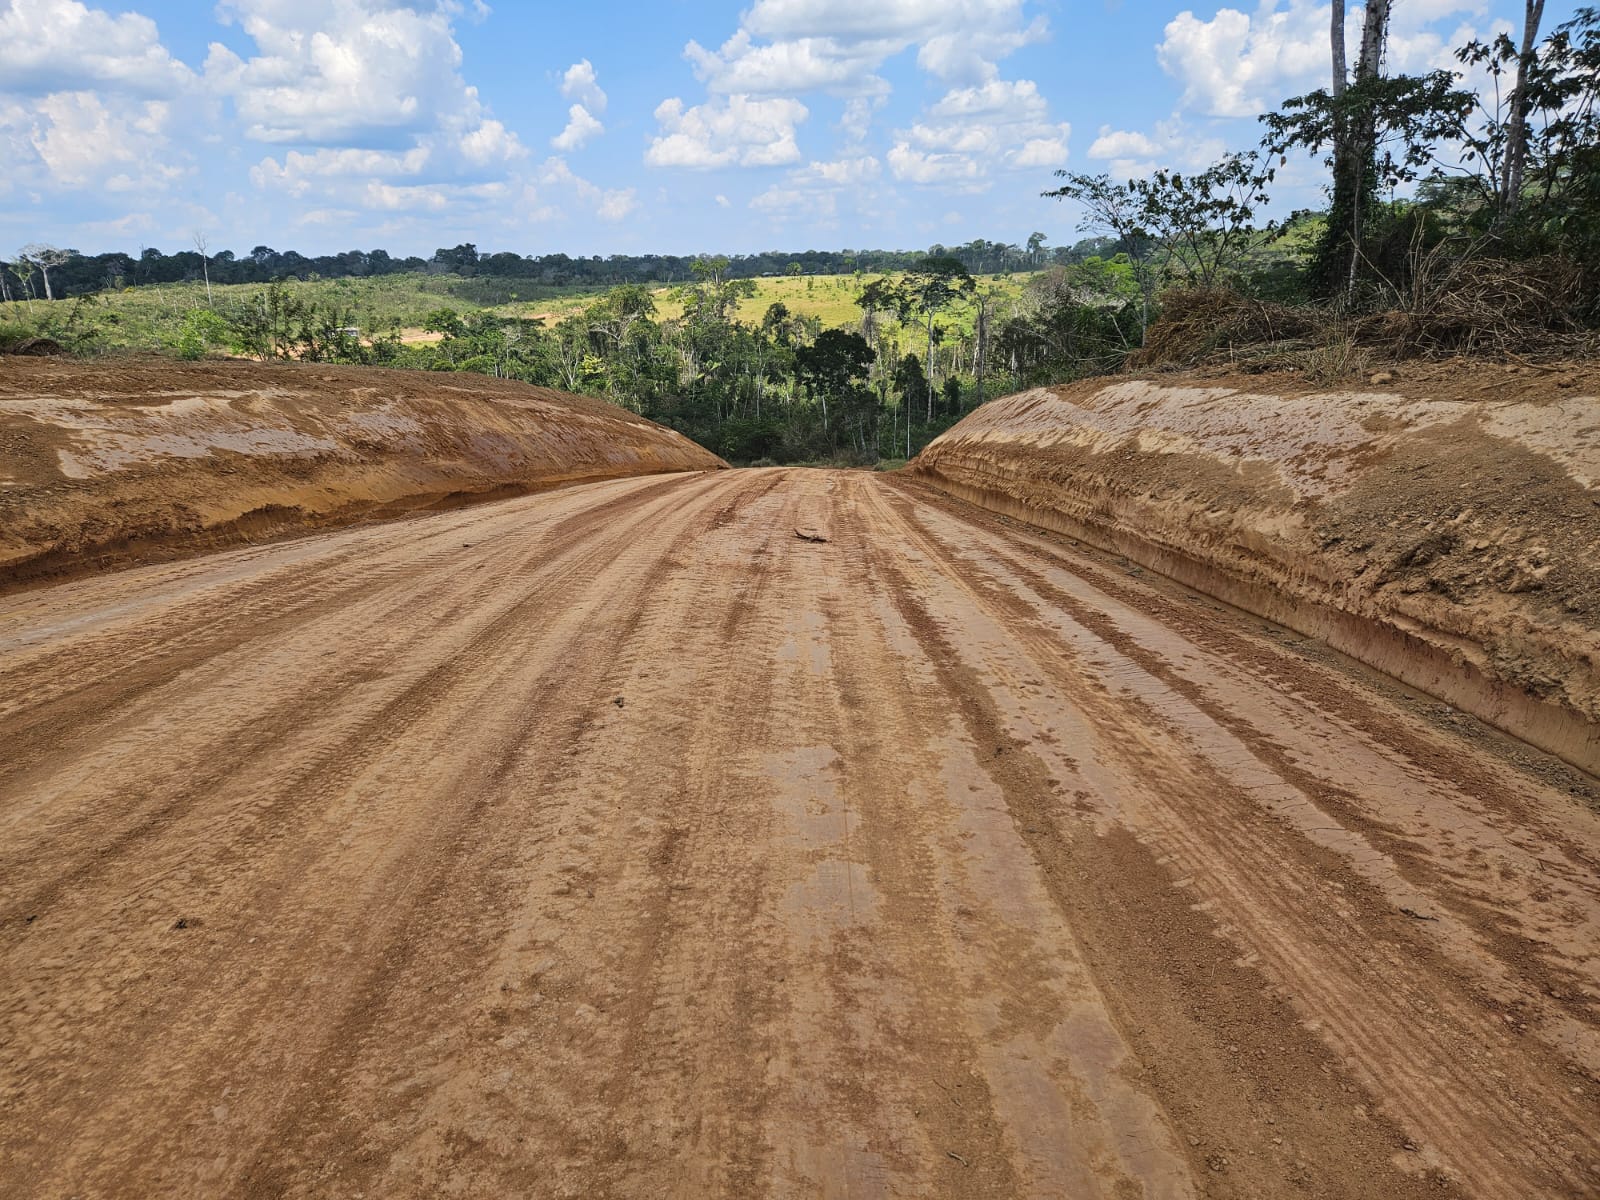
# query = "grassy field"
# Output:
<box><xmin>648</xmin><ymin>271</ymin><xmax>1033</xmax><ymax>328</ymax></box>
<box><xmin>13</xmin><ymin>268</ymin><xmax>1042</xmax><ymax>354</ymax></box>
<box><xmin>60</xmin><ymin>274</ymin><xmax>605</xmax><ymax>351</ymax></box>
<box><xmin>420</xmin><ymin>269</ymin><xmax>1037</xmax><ymax>331</ymax></box>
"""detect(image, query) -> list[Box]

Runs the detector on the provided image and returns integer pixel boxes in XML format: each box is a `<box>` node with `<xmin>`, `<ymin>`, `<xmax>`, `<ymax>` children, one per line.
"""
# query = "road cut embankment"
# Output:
<box><xmin>910</xmin><ymin>368</ymin><xmax>1600</xmax><ymax>775</ymax></box>
<box><xmin>0</xmin><ymin>357</ymin><xmax>725</xmax><ymax>589</ymax></box>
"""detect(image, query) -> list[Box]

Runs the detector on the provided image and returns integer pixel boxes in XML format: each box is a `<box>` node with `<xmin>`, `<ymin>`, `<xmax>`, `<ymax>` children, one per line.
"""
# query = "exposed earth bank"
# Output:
<box><xmin>910</xmin><ymin>364</ymin><xmax>1600</xmax><ymax>775</ymax></box>
<box><xmin>0</xmin><ymin>357</ymin><xmax>725</xmax><ymax>590</ymax></box>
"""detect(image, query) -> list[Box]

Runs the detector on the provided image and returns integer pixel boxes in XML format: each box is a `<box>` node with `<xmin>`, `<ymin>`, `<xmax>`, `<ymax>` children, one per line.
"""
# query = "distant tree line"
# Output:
<box><xmin>0</xmin><ymin>236</ymin><xmax>1103</xmax><ymax>304</ymax></box>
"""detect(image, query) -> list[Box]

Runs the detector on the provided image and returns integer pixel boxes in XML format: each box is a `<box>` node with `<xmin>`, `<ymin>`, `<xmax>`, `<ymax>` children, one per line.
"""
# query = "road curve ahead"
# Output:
<box><xmin>3</xmin><ymin>468</ymin><xmax>1598</xmax><ymax>1199</ymax></box>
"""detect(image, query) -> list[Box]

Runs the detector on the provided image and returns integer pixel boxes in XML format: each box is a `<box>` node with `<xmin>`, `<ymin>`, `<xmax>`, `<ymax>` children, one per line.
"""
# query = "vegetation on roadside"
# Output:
<box><xmin>4</xmin><ymin>4</ymin><xmax>1595</xmax><ymax>463</ymax></box>
<box><xmin>1049</xmin><ymin>3</ymin><xmax>1600</xmax><ymax>370</ymax></box>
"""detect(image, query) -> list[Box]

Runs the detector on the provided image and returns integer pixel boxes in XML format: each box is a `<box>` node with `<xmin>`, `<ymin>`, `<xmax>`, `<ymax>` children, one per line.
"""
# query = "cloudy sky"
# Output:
<box><xmin>0</xmin><ymin>0</ymin><xmax>1577</xmax><ymax>258</ymax></box>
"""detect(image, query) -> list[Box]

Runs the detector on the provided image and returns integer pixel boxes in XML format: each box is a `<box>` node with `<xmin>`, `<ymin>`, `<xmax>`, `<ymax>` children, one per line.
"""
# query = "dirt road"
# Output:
<box><xmin>3</xmin><ymin>468</ymin><xmax>1598</xmax><ymax>1199</ymax></box>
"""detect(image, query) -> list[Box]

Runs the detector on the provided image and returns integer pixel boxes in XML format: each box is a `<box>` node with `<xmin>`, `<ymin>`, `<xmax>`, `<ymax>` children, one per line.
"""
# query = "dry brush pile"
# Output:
<box><xmin>1131</xmin><ymin>263</ymin><xmax>1597</xmax><ymax>382</ymax></box>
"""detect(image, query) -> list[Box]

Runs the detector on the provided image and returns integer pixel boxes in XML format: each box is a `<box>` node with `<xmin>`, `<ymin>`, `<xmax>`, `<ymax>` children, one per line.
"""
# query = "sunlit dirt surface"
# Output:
<box><xmin>3</xmin><ymin>469</ymin><xmax>1597</xmax><ymax>1199</ymax></box>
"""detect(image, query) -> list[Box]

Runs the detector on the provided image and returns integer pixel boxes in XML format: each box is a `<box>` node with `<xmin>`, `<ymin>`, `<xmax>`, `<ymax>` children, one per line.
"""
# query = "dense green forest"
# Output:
<box><xmin>0</xmin><ymin>238</ymin><xmax>1080</xmax><ymax>303</ymax></box>
<box><xmin>4</xmin><ymin>4</ymin><xmax>1596</xmax><ymax>466</ymax></box>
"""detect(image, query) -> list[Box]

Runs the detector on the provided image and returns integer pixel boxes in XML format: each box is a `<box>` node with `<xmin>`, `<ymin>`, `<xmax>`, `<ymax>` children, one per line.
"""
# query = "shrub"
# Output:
<box><xmin>172</xmin><ymin>308</ymin><xmax>230</xmax><ymax>360</ymax></box>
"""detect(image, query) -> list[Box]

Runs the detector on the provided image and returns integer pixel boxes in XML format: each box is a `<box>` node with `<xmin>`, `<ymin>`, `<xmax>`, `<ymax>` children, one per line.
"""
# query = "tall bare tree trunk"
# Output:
<box><xmin>973</xmin><ymin>292</ymin><xmax>990</xmax><ymax>408</ymax></box>
<box><xmin>1500</xmin><ymin>0</ymin><xmax>1545</xmax><ymax>216</ymax></box>
<box><xmin>20</xmin><ymin>245</ymin><xmax>69</xmax><ymax>303</ymax></box>
<box><xmin>194</xmin><ymin>232</ymin><xmax>213</xmax><ymax>306</ymax></box>
<box><xmin>1331</xmin><ymin>0</ymin><xmax>1347</xmax><ymax>100</ymax></box>
<box><xmin>1336</xmin><ymin>0</ymin><xmax>1391</xmax><ymax>297</ymax></box>
<box><xmin>1327</xmin><ymin>0</ymin><xmax>1349</xmax><ymax>294</ymax></box>
<box><xmin>1355</xmin><ymin>0</ymin><xmax>1388</xmax><ymax>81</ymax></box>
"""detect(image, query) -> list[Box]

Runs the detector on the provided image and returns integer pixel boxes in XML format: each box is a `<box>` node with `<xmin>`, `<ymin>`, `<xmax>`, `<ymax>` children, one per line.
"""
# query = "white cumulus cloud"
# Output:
<box><xmin>209</xmin><ymin>1</ymin><xmax>526</xmax><ymax>216</ymax></box>
<box><xmin>1156</xmin><ymin>1</ymin><xmax>1487</xmax><ymax>119</ymax></box>
<box><xmin>28</xmin><ymin>91</ymin><xmax>186</xmax><ymax>189</ymax></box>
<box><xmin>889</xmin><ymin>78</ymin><xmax>1069</xmax><ymax>186</ymax></box>
<box><xmin>685</xmin><ymin>31</ymin><xmax>890</xmax><ymax>96</ymax></box>
<box><xmin>0</xmin><ymin>1</ymin><xmax>200</xmax><ymax>200</ymax></box>
<box><xmin>737</xmin><ymin>0</ymin><xmax>1046</xmax><ymax>86</ymax></box>
<box><xmin>747</xmin><ymin>154</ymin><xmax>880</xmax><ymax>226</ymax></box>
<box><xmin>661</xmin><ymin>0</ymin><xmax>1049</xmax><ymax>176</ymax></box>
<box><xmin>886</xmin><ymin>143</ymin><xmax>986</xmax><ymax>186</ymax></box>
<box><xmin>559</xmin><ymin>58</ymin><xmax>607</xmax><ymax>113</ymax></box>
<box><xmin>0</xmin><ymin>0</ymin><xmax>197</xmax><ymax>97</ymax></box>
<box><xmin>552</xmin><ymin>104</ymin><xmax>604</xmax><ymax>151</ymax></box>
<box><xmin>646</xmin><ymin>94</ymin><xmax>808</xmax><ymax>169</ymax></box>
<box><xmin>552</xmin><ymin>58</ymin><xmax>607</xmax><ymax>152</ymax></box>
<box><xmin>1086</xmin><ymin>119</ymin><xmax>1228</xmax><ymax>177</ymax></box>
<box><xmin>533</xmin><ymin>156</ymin><xmax>637</xmax><ymax>222</ymax></box>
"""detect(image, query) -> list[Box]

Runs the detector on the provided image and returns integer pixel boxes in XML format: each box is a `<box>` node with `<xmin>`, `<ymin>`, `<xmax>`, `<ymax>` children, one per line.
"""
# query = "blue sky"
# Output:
<box><xmin>0</xmin><ymin>1</ymin><xmax>1580</xmax><ymax>258</ymax></box>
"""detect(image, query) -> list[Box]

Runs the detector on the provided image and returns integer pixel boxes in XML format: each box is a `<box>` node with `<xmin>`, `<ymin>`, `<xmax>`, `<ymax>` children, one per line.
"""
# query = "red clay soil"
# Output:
<box><xmin>3</xmin><ymin>468</ymin><xmax>1599</xmax><ymax>1197</ymax></box>
<box><xmin>909</xmin><ymin>362</ymin><xmax>1600</xmax><ymax>775</ymax></box>
<box><xmin>0</xmin><ymin>356</ymin><xmax>724</xmax><ymax>590</ymax></box>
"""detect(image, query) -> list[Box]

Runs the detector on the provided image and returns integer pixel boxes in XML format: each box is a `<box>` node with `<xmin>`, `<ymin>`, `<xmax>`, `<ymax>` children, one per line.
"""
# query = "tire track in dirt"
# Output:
<box><xmin>855</xmin><ymin>489</ymin><xmax>1439</xmax><ymax>1198</ymax></box>
<box><xmin>893</xmin><ymin>482</ymin><xmax>1600</xmax><ymax>1023</ymax></box>
<box><xmin>2</xmin><ymin>467</ymin><xmax>1597</xmax><ymax>1199</ymax></box>
<box><xmin>0</xmin><ymin>475</ymin><xmax>722</xmax><ymax>924</ymax></box>
<box><xmin>0</xmin><ymin>473</ymin><xmax>698</xmax><ymax>786</ymax></box>
<box><xmin>863</xmin><ymin>477</ymin><xmax>1600</xmax><ymax>1197</ymax></box>
<box><xmin>231</xmin><ymin>474</ymin><xmax>757</xmax><ymax>1199</ymax></box>
<box><xmin>2</xmin><ymin>473</ymin><xmax>741</xmax><ymax>1193</ymax></box>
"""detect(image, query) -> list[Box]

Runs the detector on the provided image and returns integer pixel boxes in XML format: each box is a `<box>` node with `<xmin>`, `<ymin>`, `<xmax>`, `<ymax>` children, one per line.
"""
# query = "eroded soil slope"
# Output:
<box><xmin>0</xmin><ymin>357</ymin><xmax>724</xmax><ymax>588</ymax></box>
<box><xmin>3</xmin><ymin>470</ymin><xmax>1598</xmax><ymax>1198</ymax></box>
<box><xmin>911</xmin><ymin>364</ymin><xmax>1600</xmax><ymax>774</ymax></box>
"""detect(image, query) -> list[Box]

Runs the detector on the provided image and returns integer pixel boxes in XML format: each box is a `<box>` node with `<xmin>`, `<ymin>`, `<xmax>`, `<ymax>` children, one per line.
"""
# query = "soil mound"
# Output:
<box><xmin>0</xmin><ymin>357</ymin><xmax>725</xmax><ymax>589</ymax></box>
<box><xmin>909</xmin><ymin>361</ymin><xmax>1600</xmax><ymax>774</ymax></box>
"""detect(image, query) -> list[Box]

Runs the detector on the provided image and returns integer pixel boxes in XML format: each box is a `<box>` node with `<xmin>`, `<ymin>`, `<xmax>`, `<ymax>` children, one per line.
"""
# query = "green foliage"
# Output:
<box><xmin>1137</xmin><ymin>154</ymin><xmax>1277</xmax><ymax>286</ymax></box>
<box><xmin>0</xmin><ymin>294</ymin><xmax>103</xmax><ymax>355</ymax></box>
<box><xmin>1044</xmin><ymin>154</ymin><xmax>1276</xmax><ymax>326</ymax></box>
<box><xmin>1</xmin><ymin>250</ymin><xmax>1106</xmax><ymax>462</ymax></box>
<box><xmin>892</xmin><ymin>354</ymin><xmax>928</xmax><ymax>408</ymax></box>
<box><xmin>1252</xmin><ymin>8</ymin><xmax>1600</xmax><ymax>308</ymax></box>
<box><xmin>796</xmin><ymin>328</ymin><xmax>875</xmax><ymax>399</ymax></box>
<box><xmin>1041</xmin><ymin>172</ymin><xmax>1160</xmax><ymax>327</ymax></box>
<box><xmin>716</xmin><ymin>418</ymin><xmax>787</xmax><ymax>463</ymax></box>
<box><xmin>1263</xmin><ymin>71</ymin><xmax>1476</xmax><ymax>295</ymax></box>
<box><xmin>423</xmin><ymin>308</ymin><xmax>466</xmax><ymax>338</ymax></box>
<box><xmin>173</xmin><ymin>308</ymin><xmax>230</xmax><ymax>360</ymax></box>
<box><xmin>992</xmin><ymin>267</ymin><xmax>1142</xmax><ymax>385</ymax></box>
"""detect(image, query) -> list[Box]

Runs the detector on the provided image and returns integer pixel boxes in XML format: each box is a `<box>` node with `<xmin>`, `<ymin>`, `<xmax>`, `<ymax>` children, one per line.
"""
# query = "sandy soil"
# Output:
<box><xmin>911</xmin><ymin>369</ymin><xmax>1600</xmax><ymax>776</ymax></box>
<box><xmin>0</xmin><ymin>357</ymin><xmax>724</xmax><ymax>590</ymax></box>
<box><xmin>2</xmin><ymin>468</ymin><xmax>1597</xmax><ymax>1198</ymax></box>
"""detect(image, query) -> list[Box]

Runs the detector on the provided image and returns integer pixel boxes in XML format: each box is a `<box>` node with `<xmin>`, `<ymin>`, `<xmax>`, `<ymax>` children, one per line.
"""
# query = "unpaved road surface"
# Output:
<box><xmin>3</xmin><ymin>468</ymin><xmax>1598</xmax><ymax>1199</ymax></box>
